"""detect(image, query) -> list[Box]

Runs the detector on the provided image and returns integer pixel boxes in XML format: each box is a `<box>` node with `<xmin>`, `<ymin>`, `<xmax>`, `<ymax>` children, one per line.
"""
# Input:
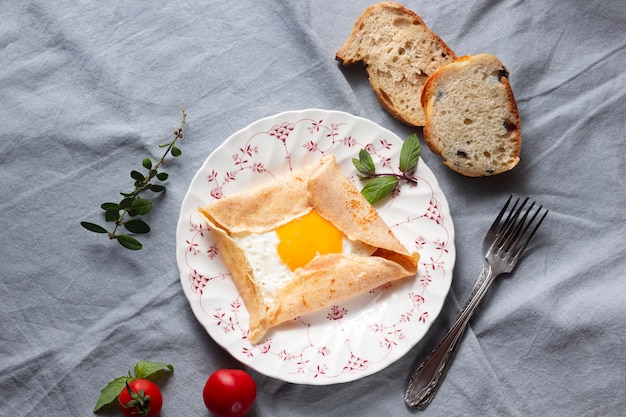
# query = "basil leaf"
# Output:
<box><xmin>142</xmin><ymin>158</ymin><xmax>152</xmax><ymax>170</ymax></box>
<box><xmin>361</xmin><ymin>176</ymin><xmax>399</xmax><ymax>205</ymax></box>
<box><xmin>399</xmin><ymin>133</ymin><xmax>421</xmax><ymax>174</ymax></box>
<box><xmin>134</xmin><ymin>361</ymin><xmax>174</xmax><ymax>379</ymax></box>
<box><xmin>359</xmin><ymin>148</ymin><xmax>375</xmax><ymax>172</ymax></box>
<box><xmin>352</xmin><ymin>158</ymin><xmax>373</xmax><ymax>178</ymax></box>
<box><xmin>171</xmin><ymin>146</ymin><xmax>182</xmax><ymax>157</ymax></box>
<box><xmin>93</xmin><ymin>376</ymin><xmax>128</xmax><ymax>412</ymax></box>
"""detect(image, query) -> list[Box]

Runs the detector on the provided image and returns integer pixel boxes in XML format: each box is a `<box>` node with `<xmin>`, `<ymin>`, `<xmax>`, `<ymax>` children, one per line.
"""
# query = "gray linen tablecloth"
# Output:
<box><xmin>1</xmin><ymin>1</ymin><xmax>624</xmax><ymax>416</ymax></box>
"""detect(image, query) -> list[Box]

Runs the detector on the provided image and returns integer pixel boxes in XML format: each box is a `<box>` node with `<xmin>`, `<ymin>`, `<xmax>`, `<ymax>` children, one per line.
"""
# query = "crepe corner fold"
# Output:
<box><xmin>198</xmin><ymin>155</ymin><xmax>419</xmax><ymax>345</ymax></box>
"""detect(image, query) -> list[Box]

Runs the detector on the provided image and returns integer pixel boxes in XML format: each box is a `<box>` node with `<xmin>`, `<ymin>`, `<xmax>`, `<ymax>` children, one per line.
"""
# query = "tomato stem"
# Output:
<box><xmin>121</xmin><ymin>380</ymin><xmax>152</xmax><ymax>417</ymax></box>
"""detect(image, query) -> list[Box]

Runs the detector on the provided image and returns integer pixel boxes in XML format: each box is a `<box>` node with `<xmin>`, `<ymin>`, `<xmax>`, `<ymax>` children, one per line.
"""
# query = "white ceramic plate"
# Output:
<box><xmin>176</xmin><ymin>109</ymin><xmax>455</xmax><ymax>384</ymax></box>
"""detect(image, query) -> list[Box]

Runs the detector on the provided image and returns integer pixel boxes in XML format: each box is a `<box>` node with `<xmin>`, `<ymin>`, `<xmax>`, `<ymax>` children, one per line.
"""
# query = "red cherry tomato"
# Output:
<box><xmin>202</xmin><ymin>369</ymin><xmax>257</xmax><ymax>417</ymax></box>
<box><xmin>118</xmin><ymin>378</ymin><xmax>163</xmax><ymax>417</ymax></box>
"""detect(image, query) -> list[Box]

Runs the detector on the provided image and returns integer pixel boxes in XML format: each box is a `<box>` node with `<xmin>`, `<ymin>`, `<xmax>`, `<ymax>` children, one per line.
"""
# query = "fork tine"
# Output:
<box><xmin>514</xmin><ymin>204</ymin><xmax>548</xmax><ymax>258</ymax></box>
<box><xmin>492</xmin><ymin>197</ymin><xmax>527</xmax><ymax>252</ymax></box>
<box><xmin>505</xmin><ymin>200</ymin><xmax>534</xmax><ymax>252</ymax></box>
<box><xmin>405</xmin><ymin>195</ymin><xmax>547</xmax><ymax>408</ymax></box>
<box><xmin>488</xmin><ymin>194</ymin><xmax>513</xmax><ymax>235</ymax></box>
<box><xmin>496</xmin><ymin>198</ymin><xmax>547</xmax><ymax>259</ymax></box>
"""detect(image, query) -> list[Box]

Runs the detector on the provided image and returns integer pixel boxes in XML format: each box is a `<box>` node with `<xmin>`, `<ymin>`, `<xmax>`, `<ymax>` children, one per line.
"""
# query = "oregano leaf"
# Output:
<box><xmin>123</xmin><ymin>219</ymin><xmax>150</xmax><ymax>234</ymax></box>
<box><xmin>130</xmin><ymin>198</ymin><xmax>153</xmax><ymax>215</ymax></box>
<box><xmin>361</xmin><ymin>176</ymin><xmax>399</xmax><ymax>205</ymax></box>
<box><xmin>116</xmin><ymin>234</ymin><xmax>142</xmax><ymax>250</ymax></box>
<box><xmin>119</xmin><ymin>197</ymin><xmax>134</xmax><ymax>209</ymax></box>
<box><xmin>100</xmin><ymin>202</ymin><xmax>119</xmax><ymax>210</ymax></box>
<box><xmin>148</xmin><ymin>184</ymin><xmax>166</xmax><ymax>192</ymax></box>
<box><xmin>80</xmin><ymin>222</ymin><xmax>109</xmax><ymax>234</ymax></box>
<box><xmin>82</xmin><ymin>107</ymin><xmax>186</xmax><ymax>250</ymax></box>
<box><xmin>105</xmin><ymin>207</ymin><xmax>120</xmax><ymax>222</ymax></box>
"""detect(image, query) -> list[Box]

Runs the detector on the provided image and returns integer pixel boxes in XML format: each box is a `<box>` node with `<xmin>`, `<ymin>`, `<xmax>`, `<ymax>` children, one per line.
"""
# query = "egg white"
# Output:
<box><xmin>231</xmin><ymin>230</ymin><xmax>375</xmax><ymax>305</ymax></box>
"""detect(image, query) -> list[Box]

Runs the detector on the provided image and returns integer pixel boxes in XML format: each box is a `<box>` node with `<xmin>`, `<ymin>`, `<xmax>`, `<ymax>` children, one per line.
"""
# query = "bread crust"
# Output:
<box><xmin>336</xmin><ymin>2</ymin><xmax>456</xmax><ymax>126</ymax></box>
<box><xmin>421</xmin><ymin>54</ymin><xmax>522</xmax><ymax>176</ymax></box>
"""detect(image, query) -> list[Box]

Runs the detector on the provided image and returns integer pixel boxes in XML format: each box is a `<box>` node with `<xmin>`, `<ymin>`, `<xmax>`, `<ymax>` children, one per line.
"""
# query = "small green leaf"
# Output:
<box><xmin>81</xmin><ymin>221</ymin><xmax>109</xmax><ymax>234</ymax></box>
<box><xmin>131</xmin><ymin>198</ymin><xmax>153</xmax><ymax>215</ymax></box>
<box><xmin>149</xmin><ymin>184</ymin><xmax>166</xmax><ymax>192</ymax></box>
<box><xmin>93</xmin><ymin>376</ymin><xmax>129</xmax><ymax>412</ymax></box>
<box><xmin>116</xmin><ymin>234</ymin><xmax>142</xmax><ymax>250</ymax></box>
<box><xmin>352</xmin><ymin>158</ymin><xmax>373</xmax><ymax>178</ymax></box>
<box><xmin>361</xmin><ymin>176</ymin><xmax>399</xmax><ymax>205</ymax></box>
<box><xmin>399</xmin><ymin>133</ymin><xmax>421</xmax><ymax>174</ymax></box>
<box><xmin>85</xmin><ymin>108</ymin><xmax>185</xmax><ymax>250</ymax></box>
<box><xmin>123</xmin><ymin>219</ymin><xmax>151</xmax><ymax>234</ymax></box>
<box><xmin>119</xmin><ymin>197</ymin><xmax>135</xmax><ymax>209</ymax></box>
<box><xmin>100</xmin><ymin>202</ymin><xmax>119</xmax><ymax>211</ymax></box>
<box><xmin>130</xmin><ymin>170</ymin><xmax>144</xmax><ymax>181</ymax></box>
<box><xmin>358</xmin><ymin>149</ymin><xmax>375</xmax><ymax>172</ymax></box>
<box><xmin>134</xmin><ymin>361</ymin><xmax>174</xmax><ymax>379</ymax></box>
<box><xmin>105</xmin><ymin>207</ymin><xmax>120</xmax><ymax>222</ymax></box>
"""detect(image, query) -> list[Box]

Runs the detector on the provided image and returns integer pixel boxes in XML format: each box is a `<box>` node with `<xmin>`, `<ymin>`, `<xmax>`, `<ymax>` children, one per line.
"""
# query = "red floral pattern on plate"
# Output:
<box><xmin>176</xmin><ymin>110</ymin><xmax>454</xmax><ymax>385</ymax></box>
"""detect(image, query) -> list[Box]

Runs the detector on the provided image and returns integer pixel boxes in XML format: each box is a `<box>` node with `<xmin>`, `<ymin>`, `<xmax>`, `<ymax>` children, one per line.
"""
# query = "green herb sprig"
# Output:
<box><xmin>352</xmin><ymin>133</ymin><xmax>421</xmax><ymax>204</ymax></box>
<box><xmin>93</xmin><ymin>360</ymin><xmax>174</xmax><ymax>412</ymax></box>
<box><xmin>81</xmin><ymin>107</ymin><xmax>187</xmax><ymax>250</ymax></box>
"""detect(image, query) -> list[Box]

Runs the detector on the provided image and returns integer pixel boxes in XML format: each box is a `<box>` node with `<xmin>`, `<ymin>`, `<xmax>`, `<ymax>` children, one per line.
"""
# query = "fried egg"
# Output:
<box><xmin>231</xmin><ymin>209</ymin><xmax>375</xmax><ymax>303</ymax></box>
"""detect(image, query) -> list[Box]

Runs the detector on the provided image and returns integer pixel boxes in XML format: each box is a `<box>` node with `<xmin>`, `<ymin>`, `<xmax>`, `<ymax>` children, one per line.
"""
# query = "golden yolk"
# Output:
<box><xmin>276</xmin><ymin>209</ymin><xmax>343</xmax><ymax>270</ymax></box>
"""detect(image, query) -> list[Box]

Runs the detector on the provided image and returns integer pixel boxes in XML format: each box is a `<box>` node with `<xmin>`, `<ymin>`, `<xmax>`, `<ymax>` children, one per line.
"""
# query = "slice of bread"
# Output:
<box><xmin>336</xmin><ymin>2</ymin><xmax>456</xmax><ymax>126</ymax></box>
<box><xmin>421</xmin><ymin>54</ymin><xmax>521</xmax><ymax>176</ymax></box>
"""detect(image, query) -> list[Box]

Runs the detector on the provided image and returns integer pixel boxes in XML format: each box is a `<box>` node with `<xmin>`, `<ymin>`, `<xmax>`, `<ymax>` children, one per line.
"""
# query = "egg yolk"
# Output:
<box><xmin>276</xmin><ymin>209</ymin><xmax>343</xmax><ymax>270</ymax></box>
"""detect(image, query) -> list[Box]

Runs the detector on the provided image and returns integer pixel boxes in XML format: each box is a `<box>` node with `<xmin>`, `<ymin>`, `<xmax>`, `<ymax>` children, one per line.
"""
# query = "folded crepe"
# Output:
<box><xmin>198</xmin><ymin>155</ymin><xmax>419</xmax><ymax>344</ymax></box>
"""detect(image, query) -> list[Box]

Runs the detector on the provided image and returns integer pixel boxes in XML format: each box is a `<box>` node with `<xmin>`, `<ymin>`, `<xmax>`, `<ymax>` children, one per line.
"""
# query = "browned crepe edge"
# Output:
<box><xmin>198</xmin><ymin>155</ymin><xmax>419</xmax><ymax>345</ymax></box>
<box><xmin>198</xmin><ymin>214</ymin><xmax>276</xmax><ymax>343</ymax></box>
<box><xmin>268</xmin><ymin>253</ymin><xmax>419</xmax><ymax>331</ymax></box>
<box><xmin>308</xmin><ymin>156</ymin><xmax>418</xmax><ymax>264</ymax></box>
<box><xmin>201</xmin><ymin>160</ymin><xmax>322</xmax><ymax>233</ymax></box>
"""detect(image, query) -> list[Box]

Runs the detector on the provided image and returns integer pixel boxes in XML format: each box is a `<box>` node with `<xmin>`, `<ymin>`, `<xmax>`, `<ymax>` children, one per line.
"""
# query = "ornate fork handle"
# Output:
<box><xmin>405</xmin><ymin>261</ymin><xmax>497</xmax><ymax>408</ymax></box>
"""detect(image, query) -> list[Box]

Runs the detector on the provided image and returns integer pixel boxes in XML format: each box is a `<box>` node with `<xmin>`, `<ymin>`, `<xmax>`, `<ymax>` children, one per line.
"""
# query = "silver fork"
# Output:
<box><xmin>405</xmin><ymin>195</ymin><xmax>548</xmax><ymax>408</ymax></box>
